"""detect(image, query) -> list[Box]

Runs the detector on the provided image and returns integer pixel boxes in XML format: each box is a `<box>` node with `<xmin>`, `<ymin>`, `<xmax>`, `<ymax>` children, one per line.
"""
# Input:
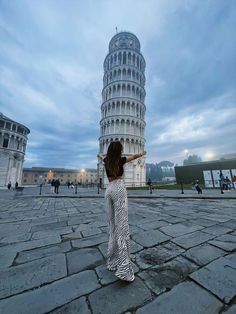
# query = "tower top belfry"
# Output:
<box><xmin>98</xmin><ymin>31</ymin><xmax>146</xmax><ymax>186</ymax></box>
<box><xmin>108</xmin><ymin>31</ymin><xmax>141</xmax><ymax>52</ymax></box>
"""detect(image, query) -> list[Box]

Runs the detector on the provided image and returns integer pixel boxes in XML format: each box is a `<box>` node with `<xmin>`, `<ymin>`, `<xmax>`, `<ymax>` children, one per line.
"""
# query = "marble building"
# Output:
<box><xmin>22</xmin><ymin>167</ymin><xmax>97</xmax><ymax>185</ymax></box>
<box><xmin>98</xmin><ymin>31</ymin><xmax>146</xmax><ymax>186</ymax></box>
<box><xmin>0</xmin><ymin>113</ymin><xmax>30</xmax><ymax>187</ymax></box>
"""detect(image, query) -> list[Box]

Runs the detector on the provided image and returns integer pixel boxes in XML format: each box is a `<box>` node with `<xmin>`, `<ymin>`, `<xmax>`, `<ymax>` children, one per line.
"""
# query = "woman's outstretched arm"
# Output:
<box><xmin>126</xmin><ymin>151</ymin><xmax>146</xmax><ymax>163</ymax></box>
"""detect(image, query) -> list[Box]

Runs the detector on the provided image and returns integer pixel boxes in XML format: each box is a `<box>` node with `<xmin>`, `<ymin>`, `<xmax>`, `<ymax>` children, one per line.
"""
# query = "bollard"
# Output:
<box><xmin>180</xmin><ymin>182</ymin><xmax>184</xmax><ymax>194</ymax></box>
<box><xmin>97</xmin><ymin>183</ymin><xmax>100</xmax><ymax>194</ymax></box>
<box><xmin>75</xmin><ymin>184</ymin><xmax>78</xmax><ymax>194</ymax></box>
<box><xmin>39</xmin><ymin>184</ymin><xmax>42</xmax><ymax>195</ymax></box>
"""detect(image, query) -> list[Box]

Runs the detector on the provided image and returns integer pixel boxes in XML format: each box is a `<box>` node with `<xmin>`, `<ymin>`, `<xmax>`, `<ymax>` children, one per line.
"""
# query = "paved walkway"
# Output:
<box><xmin>0</xmin><ymin>196</ymin><xmax>235</xmax><ymax>313</ymax></box>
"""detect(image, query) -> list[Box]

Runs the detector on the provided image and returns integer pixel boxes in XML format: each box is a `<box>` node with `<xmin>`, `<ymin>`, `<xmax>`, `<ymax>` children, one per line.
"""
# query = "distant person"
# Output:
<box><xmin>194</xmin><ymin>180</ymin><xmax>202</xmax><ymax>194</ymax></box>
<box><xmin>232</xmin><ymin>175</ymin><xmax>236</xmax><ymax>190</ymax></box>
<box><xmin>54</xmin><ymin>179</ymin><xmax>60</xmax><ymax>194</ymax></box>
<box><xmin>98</xmin><ymin>141</ymin><xmax>146</xmax><ymax>282</ymax></box>
<box><xmin>67</xmin><ymin>181</ymin><xmax>70</xmax><ymax>189</ymax></box>
<box><xmin>51</xmin><ymin>179</ymin><xmax>55</xmax><ymax>193</ymax></box>
<box><xmin>15</xmin><ymin>181</ymin><xmax>18</xmax><ymax>190</ymax></box>
<box><xmin>147</xmin><ymin>178</ymin><xmax>152</xmax><ymax>192</ymax></box>
<box><xmin>7</xmin><ymin>181</ymin><xmax>11</xmax><ymax>190</ymax></box>
<box><xmin>225</xmin><ymin>176</ymin><xmax>231</xmax><ymax>191</ymax></box>
<box><xmin>219</xmin><ymin>171</ymin><xmax>225</xmax><ymax>193</ymax></box>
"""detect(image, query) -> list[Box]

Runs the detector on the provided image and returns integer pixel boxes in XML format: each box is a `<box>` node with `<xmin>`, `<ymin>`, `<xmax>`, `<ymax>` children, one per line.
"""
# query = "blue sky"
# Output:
<box><xmin>0</xmin><ymin>0</ymin><xmax>235</xmax><ymax>169</ymax></box>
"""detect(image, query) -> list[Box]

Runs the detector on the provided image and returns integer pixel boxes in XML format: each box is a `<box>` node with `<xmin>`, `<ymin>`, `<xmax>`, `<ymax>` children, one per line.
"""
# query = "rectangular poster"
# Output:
<box><xmin>222</xmin><ymin>169</ymin><xmax>231</xmax><ymax>180</ymax></box>
<box><xmin>231</xmin><ymin>169</ymin><xmax>236</xmax><ymax>176</ymax></box>
<box><xmin>212</xmin><ymin>170</ymin><xmax>221</xmax><ymax>188</ymax></box>
<box><xmin>203</xmin><ymin>170</ymin><xmax>213</xmax><ymax>188</ymax></box>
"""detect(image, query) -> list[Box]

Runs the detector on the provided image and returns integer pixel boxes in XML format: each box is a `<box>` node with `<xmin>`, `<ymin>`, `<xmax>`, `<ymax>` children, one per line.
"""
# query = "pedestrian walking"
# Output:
<box><xmin>194</xmin><ymin>180</ymin><xmax>202</xmax><ymax>194</ymax></box>
<box><xmin>98</xmin><ymin>141</ymin><xmax>146</xmax><ymax>282</ymax></box>
<box><xmin>51</xmin><ymin>179</ymin><xmax>55</xmax><ymax>193</ymax></box>
<box><xmin>15</xmin><ymin>181</ymin><xmax>18</xmax><ymax>190</ymax></box>
<box><xmin>7</xmin><ymin>181</ymin><xmax>11</xmax><ymax>190</ymax></box>
<box><xmin>54</xmin><ymin>179</ymin><xmax>60</xmax><ymax>194</ymax></box>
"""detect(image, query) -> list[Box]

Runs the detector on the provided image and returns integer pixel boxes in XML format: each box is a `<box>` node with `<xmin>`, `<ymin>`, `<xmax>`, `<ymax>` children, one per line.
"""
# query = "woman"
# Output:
<box><xmin>97</xmin><ymin>141</ymin><xmax>146</xmax><ymax>282</ymax></box>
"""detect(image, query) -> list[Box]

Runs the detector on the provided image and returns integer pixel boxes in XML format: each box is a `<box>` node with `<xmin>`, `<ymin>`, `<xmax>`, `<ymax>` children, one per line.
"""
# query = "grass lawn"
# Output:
<box><xmin>127</xmin><ymin>183</ymin><xmax>194</xmax><ymax>190</ymax></box>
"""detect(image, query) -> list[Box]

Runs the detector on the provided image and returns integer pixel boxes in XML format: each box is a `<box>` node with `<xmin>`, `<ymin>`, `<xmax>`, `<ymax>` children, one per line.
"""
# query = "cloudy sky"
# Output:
<box><xmin>0</xmin><ymin>0</ymin><xmax>235</xmax><ymax>169</ymax></box>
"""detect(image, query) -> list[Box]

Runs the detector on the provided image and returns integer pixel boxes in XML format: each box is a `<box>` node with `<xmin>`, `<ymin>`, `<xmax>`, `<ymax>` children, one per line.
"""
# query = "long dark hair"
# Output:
<box><xmin>105</xmin><ymin>141</ymin><xmax>123</xmax><ymax>177</ymax></box>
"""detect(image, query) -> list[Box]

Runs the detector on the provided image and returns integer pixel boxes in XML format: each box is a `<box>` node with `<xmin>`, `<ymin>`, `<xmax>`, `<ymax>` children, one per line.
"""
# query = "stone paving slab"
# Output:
<box><xmin>0</xmin><ymin>270</ymin><xmax>100</xmax><ymax>314</ymax></box>
<box><xmin>81</xmin><ymin>227</ymin><xmax>102</xmax><ymax>237</ymax></box>
<box><xmin>0</xmin><ymin>222</ymin><xmax>31</xmax><ymax>235</ymax></box>
<box><xmin>135</xmin><ymin>242</ymin><xmax>185</xmax><ymax>269</ymax></box>
<box><xmin>0</xmin><ymin>254</ymin><xmax>67</xmax><ymax>299</ymax></box>
<box><xmin>209</xmin><ymin>234</ymin><xmax>236</xmax><ymax>252</ymax></box>
<box><xmin>171</xmin><ymin>230</ymin><xmax>215</xmax><ymax>249</ymax></box>
<box><xmin>132</xmin><ymin>229</ymin><xmax>170</xmax><ymax>247</ymax></box>
<box><xmin>15</xmin><ymin>241</ymin><xmax>72</xmax><ymax>264</ymax></box>
<box><xmin>0</xmin><ymin>235</ymin><xmax>61</xmax><ymax>269</ymax></box>
<box><xmin>0</xmin><ymin>231</ymin><xmax>31</xmax><ymax>245</ymax></box>
<box><xmin>72</xmin><ymin>233</ymin><xmax>108</xmax><ymax>248</ymax></box>
<box><xmin>98</xmin><ymin>242</ymin><xmax>108</xmax><ymax>258</ymax></box>
<box><xmin>31</xmin><ymin>221</ymin><xmax>68</xmax><ymax>232</ymax></box>
<box><xmin>159</xmin><ymin>222</ymin><xmax>203</xmax><ymax>237</ymax></box>
<box><xmin>67</xmin><ymin>248</ymin><xmax>104</xmax><ymax>275</ymax></box>
<box><xmin>223</xmin><ymin>305</ymin><xmax>236</xmax><ymax>314</ymax></box>
<box><xmin>0</xmin><ymin>249</ymin><xmax>17</xmax><ymax>270</ymax></box>
<box><xmin>61</xmin><ymin>231</ymin><xmax>82</xmax><ymax>240</ymax></box>
<box><xmin>205</xmin><ymin>214</ymin><xmax>232</xmax><ymax>223</ymax></box>
<box><xmin>136</xmin><ymin>281</ymin><xmax>223</xmax><ymax>314</ymax></box>
<box><xmin>161</xmin><ymin>215</ymin><xmax>187</xmax><ymax>224</ymax></box>
<box><xmin>31</xmin><ymin>227</ymin><xmax>73</xmax><ymax>240</ymax></box>
<box><xmin>130</xmin><ymin>239</ymin><xmax>143</xmax><ymax>254</ymax></box>
<box><xmin>185</xmin><ymin>217</ymin><xmax>218</xmax><ymax>227</ymax></box>
<box><xmin>49</xmin><ymin>296</ymin><xmax>91</xmax><ymax>314</ymax></box>
<box><xmin>88</xmin><ymin>277</ymin><xmax>152</xmax><ymax>314</ymax></box>
<box><xmin>202</xmin><ymin>224</ymin><xmax>233</xmax><ymax>236</ymax></box>
<box><xmin>138</xmin><ymin>256</ymin><xmax>198</xmax><ymax>295</ymax></box>
<box><xmin>224</xmin><ymin>252</ymin><xmax>236</xmax><ymax>264</ymax></box>
<box><xmin>220</xmin><ymin>219</ymin><xmax>236</xmax><ymax>230</ymax></box>
<box><xmin>189</xmin><ymin>256</ymin><xmax>236</xmax><ymax>303</ymax></box>
<box><xmin>138</xmin><ymin>219</ymin><xmax>169</xmax><ymax>231</ymax></box>
<box><xmin>183</xmin><ymin>243</ymin><xmax>226</xmax><ymax>266</ymax></box>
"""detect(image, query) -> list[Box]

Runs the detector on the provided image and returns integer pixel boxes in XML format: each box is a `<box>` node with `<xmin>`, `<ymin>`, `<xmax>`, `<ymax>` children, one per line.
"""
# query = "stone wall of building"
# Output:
<box><xmin>0</xmin><ymin>113</ymin><xmax>30</xmax><ymax>187</ymax></box>
<box><xmin>22</xmin><ymin>167</ymin><xmax>97</xmax><ymax>185</ymax></box>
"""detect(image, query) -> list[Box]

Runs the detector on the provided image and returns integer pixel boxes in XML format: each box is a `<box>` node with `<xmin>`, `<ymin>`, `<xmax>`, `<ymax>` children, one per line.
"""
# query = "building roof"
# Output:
<box><xmin>175</xmin><ymin>157</ymin><xmax>236</xmax><ymax>168</ymax></box>
<box><xmin>0</xmin><ymin>112</ymin><xmax>30</xmax><ymax>134</ymax></box>
<box><xmin>23</xmin><ymin>167</ymin><xmax>97</xmax><ymax>172</ymax></box>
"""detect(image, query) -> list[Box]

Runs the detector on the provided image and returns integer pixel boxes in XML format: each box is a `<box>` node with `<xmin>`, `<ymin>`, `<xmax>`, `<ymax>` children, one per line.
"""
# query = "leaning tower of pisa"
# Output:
<box><xmin>98</xmin><ymin>31</ymin><xmax>146</xmax><ymax>187</ymax></box>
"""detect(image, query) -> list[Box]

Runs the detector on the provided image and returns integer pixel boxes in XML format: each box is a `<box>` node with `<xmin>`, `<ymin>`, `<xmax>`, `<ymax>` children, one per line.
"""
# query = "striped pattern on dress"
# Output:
<box><xmin>105</xmin><ymin>179</ymin><xmax>134</xmax><ymax>282</ymax></box>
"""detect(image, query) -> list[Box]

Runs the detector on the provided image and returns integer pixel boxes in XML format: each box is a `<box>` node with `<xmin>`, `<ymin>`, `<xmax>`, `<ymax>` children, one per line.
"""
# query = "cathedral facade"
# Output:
<box><xmin>0</xmin><ymin>113</ymin><xmax>30</xmax><ymax>187</ymax></box>
<box><xmin>98</xmin><ymin>31</ymin><xmax>146</xmax><ymax>186</ymax></box>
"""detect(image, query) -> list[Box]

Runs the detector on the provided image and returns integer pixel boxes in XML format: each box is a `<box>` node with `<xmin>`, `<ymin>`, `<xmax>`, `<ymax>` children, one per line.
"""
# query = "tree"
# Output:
<box><xmin>183</xmin><ymin>154</ymin><xmax>202</xmax><ymax>166</ymax></box>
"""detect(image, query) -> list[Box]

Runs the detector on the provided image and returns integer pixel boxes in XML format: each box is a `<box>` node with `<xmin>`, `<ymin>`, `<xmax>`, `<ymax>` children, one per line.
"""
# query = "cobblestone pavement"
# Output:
<box><xmin>0</xmin><ymin>196</ymin><xmax>235</xmax><ymax>314</ymax></box>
